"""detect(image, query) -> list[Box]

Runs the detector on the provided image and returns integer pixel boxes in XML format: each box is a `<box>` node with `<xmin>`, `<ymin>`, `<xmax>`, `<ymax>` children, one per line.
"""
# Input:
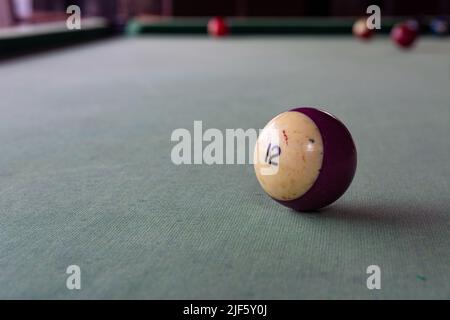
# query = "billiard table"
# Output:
<box><xmin>0</xmin><ymin>19</ymin><xmax>449</xmax><ymax>299</ymax></box>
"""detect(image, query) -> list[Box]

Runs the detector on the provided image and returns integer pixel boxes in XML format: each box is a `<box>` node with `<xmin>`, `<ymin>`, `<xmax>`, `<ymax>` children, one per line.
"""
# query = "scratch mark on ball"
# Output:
<box><xmin>282</xmin><ymin>130</ymin><xmax>289</xmax><ymax>145</ymax></box>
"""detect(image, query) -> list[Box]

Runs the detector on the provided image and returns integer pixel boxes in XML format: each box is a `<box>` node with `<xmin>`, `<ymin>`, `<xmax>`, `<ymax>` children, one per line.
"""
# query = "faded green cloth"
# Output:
<box><xmin>0</xmin><ymin>37</ymin><xmax>449</xmax><ymax>299</ymax></box>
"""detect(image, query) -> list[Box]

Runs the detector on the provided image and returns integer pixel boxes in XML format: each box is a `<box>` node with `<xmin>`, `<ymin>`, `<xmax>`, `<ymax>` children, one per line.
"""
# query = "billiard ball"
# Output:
<box><xmin>430</xmin><ymin>17</ymin><xmax>448</xmax><ymax>36</ymax></box>
<box><xmin>352</xmin><ymin>18</ymin><xmax>374</xmax><ymax>40</ymax></box>
<box><xmin>207</xmin><ymin>17</ymin><xmax>229</xmax><ymax>37</ymax></box>
<box><xmin>391</xmin><ymin>22</ymin><xmax>418</xmax><ymax>49</ymax></box>
<box><xmin>254</xmin><ymin>107</ymin><xmax>357</xmax><ymax>212</ymax></box>
<box><xmin>405</xmin><ymin>19</ymin><xmax>420</xmax><ymax>32</ymax></box>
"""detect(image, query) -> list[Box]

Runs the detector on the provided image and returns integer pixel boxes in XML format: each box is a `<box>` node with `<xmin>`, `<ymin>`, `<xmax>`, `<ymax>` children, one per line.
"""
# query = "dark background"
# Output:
<box><xmin>32</xmin><ymin>0</ymin><xmax>450</xmax><ymax>16</ymax></box>
<box><xmin>2</xmin><ymin>0</ymin><xmax>450</xmax><ymax>27</ymax></box>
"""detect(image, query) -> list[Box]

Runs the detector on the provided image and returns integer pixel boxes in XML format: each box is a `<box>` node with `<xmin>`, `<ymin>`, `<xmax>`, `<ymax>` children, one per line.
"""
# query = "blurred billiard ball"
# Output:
<box><xmin>430</xmin><ymin>17</ymin><xmax>448</xmax><ymax>36</ymax></box>
<box><xmin>254</xmin><ymin>107</ymin><xmax>357</xmax><ymax>212</ymax></box>
<box><xmin>405</xmin><ymin>19</ymin><xmax>420</xmax><ymax>32</ymax></box>
<box><xmin>352</xmin><ymin>18</ymin><xmax>374</xmax><ymax>40</ymax></box>
<box><xmin>391</xmin><ymin>22</ymin><xmax>418</xmax><ymax>49</ymax></box>
<box><xmin>207</xmin><ymin>17</ymin><xmax>229</xmax><ymax>37</ymax></box>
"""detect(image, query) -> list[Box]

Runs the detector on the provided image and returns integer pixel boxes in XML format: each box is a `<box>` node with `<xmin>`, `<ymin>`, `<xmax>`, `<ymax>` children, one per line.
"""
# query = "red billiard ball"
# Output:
<box><xmin>352</xmin><ymin>18</ymin><xmax>374</xmax><ymax>40</ymax></box>
<box><xmin>254</xmin><ymin>107</ymin><xmax>357</xmax><ymax>212</ymax></box>
<box><xmin>391</xmin><ymin>22</ymin><xmax>418</xmax><ymax>49</ymax></box>
<box><xmin>207</xmin><ymin>17</ymin><xmax>229</xmax><ymax>37</ymax></box>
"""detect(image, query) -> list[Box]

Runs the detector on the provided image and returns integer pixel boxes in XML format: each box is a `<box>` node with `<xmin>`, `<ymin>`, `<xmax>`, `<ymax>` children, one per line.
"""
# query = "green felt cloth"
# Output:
<box><xmin>0</xmin><ymin>37</ymin><xmax>449</xmax><ymax>299</ymax></box>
